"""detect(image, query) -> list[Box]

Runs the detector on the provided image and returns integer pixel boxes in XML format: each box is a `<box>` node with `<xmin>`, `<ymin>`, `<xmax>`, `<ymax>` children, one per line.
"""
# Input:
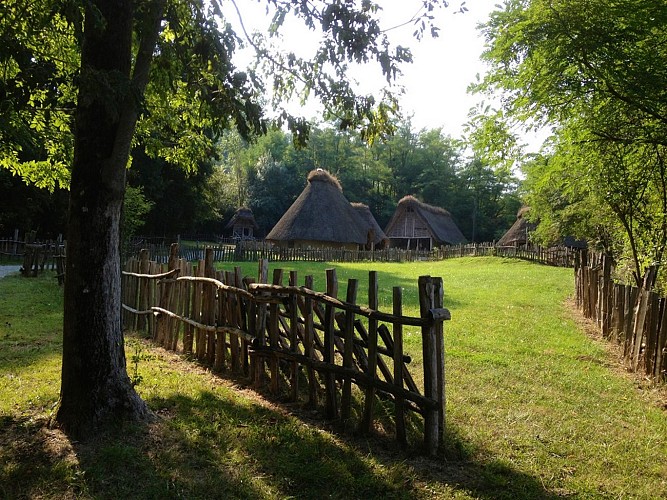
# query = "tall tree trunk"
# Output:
<box><xmin>54</xmin><ymin>0</ymin><xmax>152</xmax><ymax>437</ymax></box>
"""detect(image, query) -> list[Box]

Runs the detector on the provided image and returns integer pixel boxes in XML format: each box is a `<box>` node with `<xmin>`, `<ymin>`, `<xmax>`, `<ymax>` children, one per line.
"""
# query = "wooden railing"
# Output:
<box><xmin>131</xmin><ymin>240</ymin><xmax>577</xmax><ymax>267</ymax></box>
<box><xmin>575</xmin><ymin>251</ymin><xmax>667</xmax><ymax>381</ymax></box>
<box><xmin>122</xmin><ymin>244</ymin><xmax>449</xmax><ymax>454</ymax></box>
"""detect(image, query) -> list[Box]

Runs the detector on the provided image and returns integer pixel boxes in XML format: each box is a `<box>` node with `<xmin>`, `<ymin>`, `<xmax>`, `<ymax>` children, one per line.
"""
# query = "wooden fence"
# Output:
<box><xmin>122</xmin><ymin>244</ymin><xmax>449</xmax><ymax>454</ymax></box>
<box><xmin>1</xmin><ymin>230</ymin><xmax>66</xmax><ymax>282</ymax></box>
<box><xmin>575</xmin><ymin>251</ymin><xmax>667</xmax><ymax>381</ymax></box>
<box><xmin>135</xmin><ymin>240</ymin><xmax>577</xmax><ymax>267</ymax></box>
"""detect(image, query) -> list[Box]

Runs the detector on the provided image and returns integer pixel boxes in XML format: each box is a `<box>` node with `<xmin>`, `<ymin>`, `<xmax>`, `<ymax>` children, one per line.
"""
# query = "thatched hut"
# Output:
<box><xmin>225</xmin><ymin>207</ymin><xmax>259</xmax><ymax>239</ymax></box>
<box><xmin>266</xmin><ymin>169</ymin><xmax>369</xmax><ymax>249</ymax></box>
<box><xmin>351</xmin><ymin>202</ymin><xmax>388</xmax><ymax>250</ymax></box>
<box><xmin>384</xmin><ymin>195</ymin><xmax>466</xmax><ymax>250</ymax></box>
<box><xmin>496</xmin><ymin>206</ymin><xmax>537</xmax><ymax>247</ymax></box>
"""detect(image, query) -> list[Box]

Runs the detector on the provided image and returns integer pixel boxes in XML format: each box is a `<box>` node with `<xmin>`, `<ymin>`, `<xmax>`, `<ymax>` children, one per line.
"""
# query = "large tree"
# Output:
<box><xmin>477</xmin><ymin>0</ymin><xmax>667</xmax><ymax>282</ymax></box>
<box><xmin>0</xmin><ymin>0</ymin><xmax>458</xmax><ymax>436</ymax></box>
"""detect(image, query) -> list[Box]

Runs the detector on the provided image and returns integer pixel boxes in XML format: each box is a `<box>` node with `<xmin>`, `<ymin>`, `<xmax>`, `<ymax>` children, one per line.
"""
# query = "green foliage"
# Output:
<box><xmin>121</xmin><ymin>185</ymin><xmax>153</xmax><ymax>253</ymax></box>
<box><xmin>478</xmin><ymin>0</ymin><xmax>667</xmax><ymax>282</ymax></box>
<box><xmin>0</xmin><ymin>0</ymin><xmax>79</xmax><ymax>190</ymax></box>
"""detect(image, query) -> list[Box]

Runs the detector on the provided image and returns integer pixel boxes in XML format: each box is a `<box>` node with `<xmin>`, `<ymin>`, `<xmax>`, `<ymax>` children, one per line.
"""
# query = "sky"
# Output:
<box><xmin>230</xmin><ymin>1</ymin><xmax>506</xmax><ymax>142</ymax></box>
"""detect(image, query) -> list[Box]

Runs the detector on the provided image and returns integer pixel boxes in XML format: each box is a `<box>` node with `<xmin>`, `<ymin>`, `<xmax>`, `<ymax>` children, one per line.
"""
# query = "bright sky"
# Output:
<box><xmin>231</xmin><ymin>1</ymin><xmax>503</xmax><ymax>141</ymax></box>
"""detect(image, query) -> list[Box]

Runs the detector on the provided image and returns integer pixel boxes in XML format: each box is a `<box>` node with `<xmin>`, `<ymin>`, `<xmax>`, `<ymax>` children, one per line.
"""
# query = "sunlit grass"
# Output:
<box><xmin>1</xmin><ymin>259</ymin><xmax>666</xmax><ymax>498</ymax></box>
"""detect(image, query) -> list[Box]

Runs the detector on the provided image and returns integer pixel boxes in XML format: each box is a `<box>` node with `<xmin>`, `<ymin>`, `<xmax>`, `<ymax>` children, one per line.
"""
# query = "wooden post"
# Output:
<box><xmin>361</xmin><ymin>271</ymin><xmax>378</xmax><ymax>434</ymax></box>
<box><xmin>392</xmin><ymin>286</ymin><xmax>407</xmax><ymax>447</ymax></box>
<box><xmin>289</xmin><ymin>271</ymin><xmax>299</xmax><ymax>402</ymax></box>
<box><xmin>182</xmin><ymin>261</ymin><xmax>194</xmax><ymax>354</ymax></box>
<box><xmin>137</xmin><ymin>249</ymin><xmax>150</xmax><ymax>332</ymax></box>
<box><xmin>156</xmin><ymin>243</ymin><xmax>179</xmax><ymax>347</ymax></box>
<box><xmin>304</xmin><ymin>275</ymin><xmax>317</xmax><ymax>408</ymax></box>
<box><xmin>419</xmin><ymin>275</ymin><xmax>439</xmax><ymax>456</ymax></box>
<box><xmin>204</xmin><ymin>249</ymin><xmax>216</xmax><ymax>366</ymax></box>
<box><xmin>324</xmin><ymin>268</ymin><xmax>339</xmax><ymax>419</ymax></box>
<box><xmin>194</xmin><ymin>260</ymin><xmax>206</xmax><ymax>360</ymax></box>
<box><xmin>340</xmin><ymin>279</ymin><xmax>358</xmax><ymax>422</ymax></box>
<box><xmin>433</xmin><ymin>277</ymin><xmax>446</xmax><ymax>445</ymax></box>
<box><xmin>656</xmin><ymin>298</ymin><xmax>667</xmax><ymax>381</ymax></box>
<box><xmin>269</xmin><ymin>269</ymin><xmax>283</xmax><ymax>394</ymax></box>
<box><xmin>215</xmin><ymin>271</ymin><xmax>227</xmax><ymax>372</ymax></box>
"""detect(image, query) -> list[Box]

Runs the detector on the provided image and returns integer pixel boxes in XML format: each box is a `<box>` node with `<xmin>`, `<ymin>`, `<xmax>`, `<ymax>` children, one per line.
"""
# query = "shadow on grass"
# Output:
<box><xmin>1</xmin><ymin>389</ymin><xmax>561</xmax><ymax>499</ymax></box>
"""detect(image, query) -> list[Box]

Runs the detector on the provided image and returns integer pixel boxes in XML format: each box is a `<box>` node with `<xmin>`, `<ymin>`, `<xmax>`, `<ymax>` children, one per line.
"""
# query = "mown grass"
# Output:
<box><xmin>1</xmin><ymin>259</ymin><xmax>666</xmax><ymax>499</ymax></box>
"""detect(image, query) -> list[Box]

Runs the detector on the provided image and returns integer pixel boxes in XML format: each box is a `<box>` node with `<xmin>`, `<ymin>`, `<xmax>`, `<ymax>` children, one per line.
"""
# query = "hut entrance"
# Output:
<box><xmin>391</xmin><ymin>237</ymin><xmax>432</xmax><ymax>251</ymax></box>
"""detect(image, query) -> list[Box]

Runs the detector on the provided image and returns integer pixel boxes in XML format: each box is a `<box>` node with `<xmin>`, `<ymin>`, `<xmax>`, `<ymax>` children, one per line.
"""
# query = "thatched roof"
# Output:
<box><xmin>496</xmin><ymin>206</ymin><xmax>537</xmax><ymax>246</ymax></box>
<box><xmin>266</xmin><ymin>169</ymin><xmax>368</xmax><ymax>245</ymax></box>
<box><xmin>225</xmin><ymin>207</ymin><xmax>259</xmax><ymax>230</ymax></box>
<box><xmin>351</xmin><ymin>203</ymin><xmax>388</xmax><ymax>247</ymax></box>
<box><xmin>385</xmin><ymin>195</ymin><xmax>467</xmax><ymax>245</ymax></box>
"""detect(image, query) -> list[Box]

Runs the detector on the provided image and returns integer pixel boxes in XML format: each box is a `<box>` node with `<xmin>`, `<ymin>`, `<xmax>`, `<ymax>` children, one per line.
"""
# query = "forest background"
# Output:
<box><xmin>0</xmin><ymin>121</ymin><xmax>522</xmax><ymax>246</ymax></box>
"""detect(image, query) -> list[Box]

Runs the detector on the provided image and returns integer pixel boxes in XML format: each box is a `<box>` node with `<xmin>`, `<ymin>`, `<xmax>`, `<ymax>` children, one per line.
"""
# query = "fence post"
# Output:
<box><xmin>419</xmin><ymin>275</ymin><xmax>441</xmax><ymax>456</ymax></box>
<box><xmin>155</xmin><ymin>243</ymin><xmax>179</xmax><ymax>347</ymax></box>
<box><xmin>324</xmin><ymin>268</ymin><xmax>339</xmax><ymax>419</ymax></box>
<box><xmin>361</xmin><ymin>271</ymin><xmax>379</xmax><ymax>433</ymax></box>
<box><xmin>340</xmin><ymin>278</ymin><xmax>358</xmax><ymax>423</ymax></box>
<box><xmin>289</xmin><ymin>271</ymin><xmax>300</xmax><ymax>402</ymax></box>
<box><xmin>304</xmin><ymin>275</ymin><xmax>317</xmax><ymax>408</ymax></box>
<box><xmin>137</xmin><ymin>249</ymin><xmax>150</xmax><ymax>333</ymax></box>
<box><xmin>393</xmin><ymin>286</ymin><xmax>407</xmax><ymax>447</ymax></box>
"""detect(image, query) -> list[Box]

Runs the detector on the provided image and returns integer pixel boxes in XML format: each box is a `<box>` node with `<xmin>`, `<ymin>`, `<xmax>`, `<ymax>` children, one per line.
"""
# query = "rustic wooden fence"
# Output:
<box><xmin>122</xmin><ymin>244</ymin><xmax>449</xmax><ymax>455</ymax></box>
<box><xmin>134</xmin><ymin>240</ymin><xmax>577</xmax><ymax>267</ymax></box>
<box><xmin>1</xmin><ymin>230</ymin><xmax>66</xmax><ymax>281</ymax></box>
<box><xmin>575</xmin><ymin>251</ymin><xmax>667</xmax><ymax>381</ymax></box>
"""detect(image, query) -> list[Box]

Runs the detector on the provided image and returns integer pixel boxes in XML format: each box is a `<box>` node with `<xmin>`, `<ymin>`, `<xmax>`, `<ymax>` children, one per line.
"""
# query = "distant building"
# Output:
<box><xmin>351</xmin><ymin>202</ymin><xmax>388</xmax><ymax>250</ymax></box>
<box><xmin>266</xmin><ymin>169</ymin><xmax>378</xmax><ymax>250</ymax></box>
<box><xmin>496</xmin><ymin>206</ymin><xmax>537</xmax><ymax>247</ymax></box>
<box><xmin>384</xmin><ymin>195</ymin><xmax>466</xmax><ymax>250</ymax></box>
<box><xmin>225</xmin><ymin>207</ymin><xmax>259</xmax><ymax>239</ymax></box>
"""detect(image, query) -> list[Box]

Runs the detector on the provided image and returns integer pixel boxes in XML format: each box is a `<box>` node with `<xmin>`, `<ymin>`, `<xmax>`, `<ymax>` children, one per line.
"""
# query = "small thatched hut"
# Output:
<box><xmin>384</xmin><ymin>195</ymin><xmax>466</xmax><ymax>250</ymax></box>
<box><xmin>496</xmin><ymin>206</ymin><xmax>537</xmax><ymax>247</ymax></box>
<box><xmin>225</xmin><ymin>207</ymin><xmax>259</xmax><ymax>239</ymax></box>
<box><xmin>351</xmin><ymin>202</ymin><xmax>388</xmax><ymax>250</ymax></box>
<box><xmin>266</xmin><ymin>169</ymin><xmax>369</xmax><ymax>249</ymax></box>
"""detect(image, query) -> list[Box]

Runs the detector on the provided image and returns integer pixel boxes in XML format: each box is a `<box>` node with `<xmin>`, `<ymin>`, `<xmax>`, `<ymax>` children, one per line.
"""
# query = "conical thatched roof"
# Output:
<box><xmin>266</xmin><ymin>169</ymin><xmax>368</xmax><ymax>245</ymax></box>
<box><xmin>225</xmin><ymin>207</ymin><xmax>259</xmax><ymax>230</ymax></box>
<box><xmin>385</xmin><ymin>195</ymin><xmax>466</xmax><ymax>245</ymax></box>
<box><xmin>351</xmin><ymin>202</ymin><xmax>388</xmax><ymax>247</ymax></box>
<box><xmin>496</xmin><ymin>206</ymin><xmax>537</xmax><ymax>246</ymax></box>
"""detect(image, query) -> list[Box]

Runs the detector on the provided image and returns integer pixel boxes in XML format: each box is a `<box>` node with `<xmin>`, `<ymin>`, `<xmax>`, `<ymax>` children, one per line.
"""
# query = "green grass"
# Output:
<box><xmin>1</xmin><ymin>258</ymin><xmax>667</xmax><ymax>499</ymax></box>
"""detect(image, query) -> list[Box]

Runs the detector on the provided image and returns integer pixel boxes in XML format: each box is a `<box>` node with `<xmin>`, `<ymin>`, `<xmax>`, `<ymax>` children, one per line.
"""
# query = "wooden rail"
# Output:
<box><xmin>122</xmin><ymin>244</ymin><xmax>449</xmax><ymax>455</ymax></box>
<box><xmin>134</xmin><ymin>240</ymin><xmax>577</xmax><ymax>267</ymax></box>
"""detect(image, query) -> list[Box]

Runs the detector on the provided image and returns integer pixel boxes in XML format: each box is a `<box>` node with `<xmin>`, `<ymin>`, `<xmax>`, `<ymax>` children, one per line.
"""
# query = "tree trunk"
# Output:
<box><xmin>54</xmin><ymin>0</ymin><xmax>150</xmax><ymax>437</ymax></box>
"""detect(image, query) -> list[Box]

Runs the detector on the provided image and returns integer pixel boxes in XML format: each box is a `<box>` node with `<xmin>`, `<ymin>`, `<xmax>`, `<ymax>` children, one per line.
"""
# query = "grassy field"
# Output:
<box><xmin>1</xmin><ymin>257</ymin><xmax>666</xmax><ymax>499</ymax></box>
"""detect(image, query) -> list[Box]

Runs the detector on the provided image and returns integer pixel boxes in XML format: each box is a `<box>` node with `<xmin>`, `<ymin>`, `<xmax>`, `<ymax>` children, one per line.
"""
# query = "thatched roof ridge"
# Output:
<box><xmin>351</xmin><ymin>203</ymin><xmax>388</xmax><ymax>246</ymax></box>
<box><xmin>225</xmin><ymin>207</ymin><xmax>259</xmax><ymax>229</ymax></box>
<box><xmin>397</xmin><ymin>195</ymin><xmax>452</xmax><ymax>217</ymax></box>
<box><xmin>266</xmin><ymin>169</ymin><xmax>367</xmax><ymax>245</ymax></box>
<box><xmin>307</xmin><ymin>168</ymin><xmax>342</xmax><ymax>191</ymax></box>
<box><xmin>517</xmin><ymin>206</ymin><xmax>530</xmax><ymax>218</ymax></box>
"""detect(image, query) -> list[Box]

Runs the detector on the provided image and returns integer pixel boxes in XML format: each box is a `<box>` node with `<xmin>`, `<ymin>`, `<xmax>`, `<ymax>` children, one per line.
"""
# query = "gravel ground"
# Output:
<box><xmin>0</xmin><ymin>265</ymin><xmax>21</xmax><ymax>278</ymax></box>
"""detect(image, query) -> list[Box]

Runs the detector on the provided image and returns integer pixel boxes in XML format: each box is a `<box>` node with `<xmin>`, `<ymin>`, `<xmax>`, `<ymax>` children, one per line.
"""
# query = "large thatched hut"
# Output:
<box><xmin>266</xmin><ymin>169</ymin><xmax>370</xmax><ymax>249</ymax></box>
<box><xmin>384</xmin><ymin>195</ymin><xmax>466</xmax><ymax>250</ymax></box>
<box><xmin>225</xmin><ymin>207</ymin><xmax>259</xmax><ymax>239</ymax></box>
<box><xmin>351</xmin><ymin>202</ymin><xmax>388</xmax><ymax>250</ymax></box>
<box><xmin>496</xmin><ymin>206</ymin><xmax>537</xmax><ymax>247</ymax></box>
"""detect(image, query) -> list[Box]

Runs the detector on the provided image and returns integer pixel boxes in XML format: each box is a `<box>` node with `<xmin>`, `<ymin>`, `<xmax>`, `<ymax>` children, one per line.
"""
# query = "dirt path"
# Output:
<box><xmin>0</xmin><ymin>265</ymin><xmax>21</xmax><ymax>278</ymax></box>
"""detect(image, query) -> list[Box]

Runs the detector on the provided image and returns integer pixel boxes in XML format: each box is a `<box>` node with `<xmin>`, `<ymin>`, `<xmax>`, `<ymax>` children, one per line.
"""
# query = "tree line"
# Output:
<box><xmin>125</xmin><ymin>121</ymin><xmax>521</xmax><ymax>243</ymax></box>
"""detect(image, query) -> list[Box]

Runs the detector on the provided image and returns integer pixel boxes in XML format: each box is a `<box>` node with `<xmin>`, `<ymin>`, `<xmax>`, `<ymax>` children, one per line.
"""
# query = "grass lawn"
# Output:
<box><xmin>1</xmin><ymin>257</ymin><xmax>666</xmax><ymax>499</ymax></box>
